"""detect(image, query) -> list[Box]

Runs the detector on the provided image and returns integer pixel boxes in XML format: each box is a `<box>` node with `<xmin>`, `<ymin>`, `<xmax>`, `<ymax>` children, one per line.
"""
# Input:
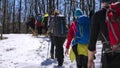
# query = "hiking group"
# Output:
<box><xmin>26</xmin><ymin>13</ymin><xmax>49</xmax><ymax>36</ymax></box>
<box><xmin>27</xmin><ymin>0</ymin><xmax>120</xmax><ymax>68</ymax></box>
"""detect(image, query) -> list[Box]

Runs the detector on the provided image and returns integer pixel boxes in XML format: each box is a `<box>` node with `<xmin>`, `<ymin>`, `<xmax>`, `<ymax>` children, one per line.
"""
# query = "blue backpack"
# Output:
<box><xmin>36</xmin><ymin>15</ymin><xmax>42</xmax><ymax>23</ymax></box>
<box><xmin>75</xmin><ymin>15</ymin><xmax>90</xmax><ymax>44</ymax></box>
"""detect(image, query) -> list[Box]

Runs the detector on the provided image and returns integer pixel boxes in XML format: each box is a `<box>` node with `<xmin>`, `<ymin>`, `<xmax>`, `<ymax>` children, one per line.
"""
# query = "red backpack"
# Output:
<box><xmin>106</xmin><ymin>2</ymin><xmax>120</xmax><ymax>51</ymax></box>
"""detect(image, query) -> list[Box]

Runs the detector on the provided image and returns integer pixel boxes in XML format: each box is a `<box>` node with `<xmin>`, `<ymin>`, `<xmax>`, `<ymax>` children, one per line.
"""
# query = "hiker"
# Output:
<box><xmin>88</xmin><ymin>0</ymin><xmax>120</xmax><ymax>68</ymax></box>
<box><xmin>65</xmin><ymin>8</ymin><xmax>91</xmax><ymax>68</ymax></box>
<box><xmin>51</xmin><ymin>10</ymin><xmax>67</xmax><ymax>67</ymax></box>
<box><xmin>47</xmin><ymin>11</ymin><xmax>55</xmax><ymax>59</ymax></box>
<box><xmin>41</xmin><ymin>13</ymin><xmax>49</xmax><ymax>34</ymax></box>
<box><xmin>27</xmin><ymin>15</ymin><xmax>36</xmax><ymax>35</ymax></box>
<box><xmin>35</xmin><ymin>14</ymin><xmax>42</xmax><ymax>35</ymax></box>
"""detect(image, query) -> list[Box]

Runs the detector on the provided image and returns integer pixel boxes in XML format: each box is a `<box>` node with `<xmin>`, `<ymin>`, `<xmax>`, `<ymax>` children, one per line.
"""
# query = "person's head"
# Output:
<box><xmin>101</xmin><ymin>0</ymin><xmax>118</xmax><ymax>8</ymax></box>
<box><xmin>44</xmin><ymin>13</ymin><xmax>49</xmax><ymax>17</ymax></box>
<box><xmin>54</xmin><ymin>10</ymin><xmax>59</xmax><ymax>16</ymax></box>
<box><xmin>74</xmin><ymin>8</ymin><xmax>83</xmax><ymax>19</ymax></box>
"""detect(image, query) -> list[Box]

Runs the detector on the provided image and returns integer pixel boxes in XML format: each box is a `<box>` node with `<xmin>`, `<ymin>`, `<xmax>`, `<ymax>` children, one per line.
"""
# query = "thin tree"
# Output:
<box><xmin>42</xmin><ymin>0</ymin><xmax>45</xmax><ymax>14</ymax></box>
<box><xmin>34</xmin><ymin>0</ymin><xmax>38</xmax><ymax>15</ymax></box>
<box><xmin>49</xmin><ymin>0</ymin><xmax>53</xmax><ymax>15</ymax></box>
<box><xmin>0</xmin><ymin>0</ymin><xmax>2</xmax><ymax>39</ymax></box>
<box><xmin>12</xmin><ymin>0</ymin><xmax>15</xmax><ymax>33</ymax></box>
<box><xmin>18</xmin><ymin>0</ymin><xmax>22</xmax><ymax>33</ymax></box>
<box><xmin>56</xmin><ymin>0</ymin><xmax>59</xmax><ymax>10</ymax></box>
<box><xmin>2</xmin><ymin>0</ymin><xmax>7</xmax><ymax>34</ymax></box>
<box><xmin>6</xmin><ymin>0</ymin><xmax>9</xmax><ymax>33</ymax></box>
<box><xmin>24</xmin><ymin>0</ymin><xmax>27</xmax><ymax>22</ymax></box>
<box><xmin>38</xmin><ymin>0</ymin><xmax>42</xmax><ymax>14</ymax></box>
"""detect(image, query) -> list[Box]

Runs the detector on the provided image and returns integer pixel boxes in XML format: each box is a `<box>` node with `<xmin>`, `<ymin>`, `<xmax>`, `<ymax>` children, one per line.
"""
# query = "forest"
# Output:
<box><xmin>0</xmin><ymin>0</ymin><xmax>101</xmax><ymax>34</ymax></box>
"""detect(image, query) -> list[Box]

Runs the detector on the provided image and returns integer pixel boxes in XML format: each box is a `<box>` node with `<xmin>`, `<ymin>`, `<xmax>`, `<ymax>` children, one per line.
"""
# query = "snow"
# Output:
<box><xmin>0</xmin><ymin>34</ymin><xmax>102</xmax><ymax>68</ymax></box>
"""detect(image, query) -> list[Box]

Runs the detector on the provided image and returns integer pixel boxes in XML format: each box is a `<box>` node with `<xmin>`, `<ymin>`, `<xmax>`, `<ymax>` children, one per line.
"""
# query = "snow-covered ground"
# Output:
<box><xmin>0</xmin><ymin>34</ymin><xmax>102</xmax><ymax>68</ymax></box>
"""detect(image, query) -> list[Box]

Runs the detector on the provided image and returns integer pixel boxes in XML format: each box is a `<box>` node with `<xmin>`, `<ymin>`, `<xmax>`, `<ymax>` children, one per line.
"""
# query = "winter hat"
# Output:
<box><xmin>44</xmin><ymin>13</ymin><xmax>49</xmax><ymax>17</ymax></box>
<box><xmin>74</xmin><ymin>8</ymin><xmax>83</xmax><ymax>17</ymax></box>
<box><xmin>54</xmin><ymin>10</ymin><xmax>59</xmax><ymax>15</ymax></box>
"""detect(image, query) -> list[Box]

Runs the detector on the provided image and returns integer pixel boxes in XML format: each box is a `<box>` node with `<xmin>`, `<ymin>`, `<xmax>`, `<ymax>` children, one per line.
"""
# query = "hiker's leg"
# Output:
<box><xmin>54</xmin><ymin>36</ymin><xmax>66</xmax><ymax>66</ymax></box>
<box><xmin>107</xmin><ymin>53</ymin><xmax>120</xmax><ymax>68</ymax></box>
<box><xmin>72</xmin><ymin>45</ymin><xmax>82</xmax><ymax>68</ymax></box>
<box><xmin>39</xmin><ymin>26</ymin><xmax>42</xmax><ymax>35</ymax></box>
<box><xmin>50</xmin><ymin>36</ymin><xmax>55</xmax><ymax>59</ymax></box>
<box><xmin>37</xmin><ymin>27</ymin><xmax>41</xmax><ymax>35</ymax></box>
<box><xmin>82</xmin><ymin>55</ymin><xmax>88</xmax><ymax>68</ymax></box>
<box><xmin>101</xmin><ymin>53</ymin><xmax>109</xmax><ymax>68</ymax></box>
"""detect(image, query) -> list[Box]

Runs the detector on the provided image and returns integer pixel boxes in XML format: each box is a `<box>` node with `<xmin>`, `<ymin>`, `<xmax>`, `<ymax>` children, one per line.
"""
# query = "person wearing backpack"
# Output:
<box><xmin>35</xmin><ymin>14</ymin><xmax>42</xmax><ymax>36</ymax></box>
<box><xmin>27</xmin><ymin>15</ymin><xmax>37</xmax><ymax>36</ymax></box>
<box><xmin>65</xmin><ymin>8</ymin><xmax>91</xmax><ymax>68</ymax></box>
<box><xmin>47</xmin><ymin>11</ymin><xmax>55</xmax><ymax>59</ymax></box>
<box><xmin>41</xmin><ymin>13</ymin><xmax>49</xmax><ymax>34</ymax></box>
<box><xmin>51</xmin><ymin>10</ymin><xmax>67</xmax><ymax>67</ymax></box>
<box><xmin>88</xmin><ymin>0</ymin><xmax>120</xmax><ymax>68</ymax></box>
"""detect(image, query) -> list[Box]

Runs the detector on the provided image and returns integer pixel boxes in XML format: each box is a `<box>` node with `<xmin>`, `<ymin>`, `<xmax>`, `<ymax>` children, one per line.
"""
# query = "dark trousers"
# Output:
<box><xmin>101</xmin><ymin>52</ymin><xmax>120</xmax><ymax>68</ymax></box>
<box><xmin>37</xmin><ymin>26</ymin><xmax>42</xmax><ymax>35</ymax></box>
<box><xmin>50</xmin><ymin>35</ymin><xmax>55</xmax><ymax>58</ymax></box>
<box><xmin>53</xmin><ymin>36</ymin><xmax>66</xmax><ymax>66</ymax></box>
<box><xmin>72</xmin><ymin>44</ymin><xmax>88</xmax><ymax>68</ymax></box>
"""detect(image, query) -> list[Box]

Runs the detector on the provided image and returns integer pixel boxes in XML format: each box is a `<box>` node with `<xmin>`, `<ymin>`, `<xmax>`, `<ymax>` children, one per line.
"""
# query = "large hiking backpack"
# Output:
<box><xmin>75</xmin><ymin>15</ymin><xmax>90</xmax><ymax>44</ymax></box>
<box><xmin>105</xmin><ymin>2</ymin><xmax>120</xmax><ymax>51</ymax></box>
<box><xmin>52</xmin><ymin>15</ymin><xmax>68</xmax><ymax>37</ymax></box>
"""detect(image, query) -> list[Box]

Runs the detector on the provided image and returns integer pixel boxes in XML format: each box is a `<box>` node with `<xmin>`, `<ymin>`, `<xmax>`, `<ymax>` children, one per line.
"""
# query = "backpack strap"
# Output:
<box><xmin>101</xmin><ymin>32</ymin><xmax>109</xmax><ymax>45</ymax></box>
<box><xmin>107</xmin><ymin>19</ymin><xmax>119</xmax><ymax>41</ymax></box>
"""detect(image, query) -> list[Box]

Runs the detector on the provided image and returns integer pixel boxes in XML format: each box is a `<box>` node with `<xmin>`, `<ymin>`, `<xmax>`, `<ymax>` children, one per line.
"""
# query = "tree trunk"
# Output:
<box><xmin>81</xmin><ymin>0</ymin><xmax>84</xmax><ymax>13</ymax></box>
<box><xmin>2</xmin><ymin>0</ymin><xmax>6</xmax><ymax>34</ymax></box>
<box><xmin>49</xmin><ymin>0</ymin><xmax>53</xmax><ymax>15</ymax></box>
<box><xmin>68</xmin><ymin>0</ymin><xmax>72</xmax><ymax>25</ymax></box>
<box><xmin>34</xmin><ymin>0</ymin><xmax>38</xmax><ymax>15</ymax></box>
<box><xmin>24</xmin><ymin>0</ymin><xmax>27</xmax><ymax>22</ymax></box>
<box><xmin>64</xmin><ymin>1</ymin><xmax>66</xmax><ymax>16</ymax></box>
<box><xmin>56</xmin><ymin>0</ymin><xmax>59</xmax><ymax>9</ymax></box>
<box><xmin>12</xmin><ymin>0</ymin><xmax>15</xmax><ymax>33</ymax></box>
<box><xmin>0</xmin><ymin>0</ymin><xmax>2</xmax><ymax>39</ymax></box>
<box><xmin>18</xmin><ymin>0</ymin><xmax>22</xmax><ymax>33</ymax></box>
<box><xmin>42</xmin><ymin>0</ymin><xmax>45</xmax><ymax>14</ymax></box>
<box><xmin>46</xmin><ymin>0</ymin><xmax>49</xmax><ymax>13</ymax></box>
<box><xmin>38</xmin><ymin>0</ymin><xmax>41</xmax><ymax>14</ymax></box>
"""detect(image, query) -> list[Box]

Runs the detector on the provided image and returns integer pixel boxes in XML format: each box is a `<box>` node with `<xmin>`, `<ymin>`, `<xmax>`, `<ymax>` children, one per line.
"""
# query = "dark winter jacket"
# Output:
<box><xmin>88</xmin><ymin>8</ymin><xmax>111</xmax><ymax>51</ymax></box>
<box><xmin>27</xmin><ymin>17</ymin><xmax>35</xmax><ymax>29</ymax></box>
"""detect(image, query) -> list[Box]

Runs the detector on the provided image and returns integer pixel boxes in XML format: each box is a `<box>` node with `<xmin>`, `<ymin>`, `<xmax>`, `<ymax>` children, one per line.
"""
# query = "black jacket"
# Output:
<box><xmin>88</xmin><ymin>8</ymin><xmax>111</xmax><ymax>51</ymax></box>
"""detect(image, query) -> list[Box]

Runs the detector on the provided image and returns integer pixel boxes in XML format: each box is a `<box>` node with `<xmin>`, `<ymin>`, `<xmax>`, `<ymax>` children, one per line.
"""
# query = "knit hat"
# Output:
<box><xmin>44</xmin><ymin>13</ymin><xmax>49</xmax><ymax>17</ymax></box>
<box><xmin>54</xmin><ymin>10</ymin><xmax>59</xmax><ymax>15</ymax></box>
<box><xmin>74</xmin><ymin>8</ymin><xmax>83</xmax><ymax>17</ymax></box>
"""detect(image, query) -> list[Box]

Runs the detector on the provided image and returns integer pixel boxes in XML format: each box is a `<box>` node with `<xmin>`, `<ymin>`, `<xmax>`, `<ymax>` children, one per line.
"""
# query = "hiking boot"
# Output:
<box><xmin>51</xmin><ymin>54</ymin><xmax>54</xmax><ymax>59</ymax></box>
<box><xmin>58</xmin><ymin>59</ymin><xmax>63</xmax><ymax>66</ymax></box>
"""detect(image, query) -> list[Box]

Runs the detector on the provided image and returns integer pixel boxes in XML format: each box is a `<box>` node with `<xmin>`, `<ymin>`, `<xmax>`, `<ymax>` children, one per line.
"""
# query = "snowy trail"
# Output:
<box><xmin>0</xmin><ymin>34</ymin><xmax>42</xmax><ymax>68</ymax></box>
<box><xmin>0</xmin><ymin>34</ymin><xmax>102</xmax><ymax>68</ymax></box>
